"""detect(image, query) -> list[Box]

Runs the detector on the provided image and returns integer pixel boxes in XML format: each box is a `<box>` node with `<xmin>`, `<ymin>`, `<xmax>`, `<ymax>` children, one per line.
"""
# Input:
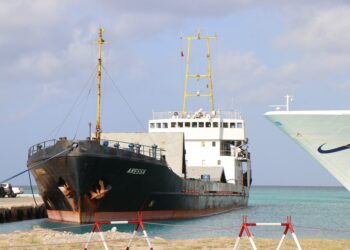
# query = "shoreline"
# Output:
<box><xmin>0</xmin><ymin>228</ymin><xmax>349</xmax><ymax>249</ymax></box>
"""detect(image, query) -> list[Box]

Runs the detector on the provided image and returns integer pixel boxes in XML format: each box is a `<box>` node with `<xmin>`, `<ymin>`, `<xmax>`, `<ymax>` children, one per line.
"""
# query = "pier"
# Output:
<box><xmin>0</xmin><ymin>196</ymin><xmax>47</xmax><ymax>223</ymax></box>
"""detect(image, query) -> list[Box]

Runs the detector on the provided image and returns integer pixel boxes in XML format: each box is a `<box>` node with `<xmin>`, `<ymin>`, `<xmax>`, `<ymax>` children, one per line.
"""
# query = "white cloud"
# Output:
<box><xmin>215</xmin><ymin>51</ymin><xmax>266</xmax><ymax>90</ymax></box>
<box><xmin>13</xmin><ymin>52</ymin><xmax>63</xmax><ymax>80</ymax></box>
<box><xmin>101</xmin><ymin>0</ymin><xmax>257</xmax><ymax>17</ymax></box>
<box><xmin>275</xmin><ymin>6</ymin><xmax>350</xmax><ymax>53</ymax></box>
<box><xmin>112</xmin><ymin>13</ymin><xmax>177</xmax><ymax>39</ymax></box>
<box><xmin>0</xmin><ymin>1</ymin><xmax>64</xmax><ymax>28</ymax></box>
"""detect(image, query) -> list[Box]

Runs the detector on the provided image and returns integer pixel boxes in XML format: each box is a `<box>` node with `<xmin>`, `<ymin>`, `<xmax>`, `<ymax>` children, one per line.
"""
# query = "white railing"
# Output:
<box><xmin>151</xmin><ymin>110</ymin><xmax>243</xmax><ymax>120</ymax></box>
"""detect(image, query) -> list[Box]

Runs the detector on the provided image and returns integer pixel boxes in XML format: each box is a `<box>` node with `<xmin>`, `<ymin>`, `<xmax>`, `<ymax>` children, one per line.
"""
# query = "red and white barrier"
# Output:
<box><xmin>233</xmin><ymin>215</ymin><xmax>302</xmax><ymax>250</ymax></box>
<box><xmin>84</xmin><ymin>211</ymin><xmax>153</xmax><ymax>250</ymax></box>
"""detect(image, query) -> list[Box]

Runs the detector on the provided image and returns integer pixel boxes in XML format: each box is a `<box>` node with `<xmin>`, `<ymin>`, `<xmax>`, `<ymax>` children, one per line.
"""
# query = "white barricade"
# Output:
<box><xmin>233</xmin><ymin>215</ymin><xmax>302</xmax><ymax>250</ymax></box>
<box><xmin>84</xmin><ymin>211</ymin><xmax>153</xmax><ymax>250</ymax></box>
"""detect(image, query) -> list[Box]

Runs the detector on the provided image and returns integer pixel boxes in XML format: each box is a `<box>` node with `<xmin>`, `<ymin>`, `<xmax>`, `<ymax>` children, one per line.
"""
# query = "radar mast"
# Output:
<box><xmin>95</xmin><ymin>28</ymin><xmax>105</xmax><ymax>141</ymax></box>
<box><xmin>181</xmin><ymin>32</ymin><xmax>217</xmax><ymax>116</ymax></box>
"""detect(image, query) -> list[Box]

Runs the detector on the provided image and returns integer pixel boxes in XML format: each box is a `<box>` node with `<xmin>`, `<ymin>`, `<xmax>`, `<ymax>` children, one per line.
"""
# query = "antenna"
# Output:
<box><xmin>181</xmin><ymin>32</ymin><xmax>217</xmax><ymax>116</ymax></box>
<box><xmin>269</xmin><ymin>94</ymin><xmax>293</xmax><ymax>111</ymax></box>
<box><xmin>285</xmin><ymin>94</ymin><xmax>293</xmax><ymax>111</ymax></box>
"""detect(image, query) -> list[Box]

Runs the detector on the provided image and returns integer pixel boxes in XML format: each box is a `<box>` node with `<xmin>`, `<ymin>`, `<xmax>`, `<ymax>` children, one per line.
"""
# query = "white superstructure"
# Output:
<box><xmin>265</xmin><ymin>109</ymin><xmax>350</xmax><ymax>191</ymax></box>
<box><xmin>145</xmin><ymin>32</ymin><xmax>252</xmax><ymax>187</ymax></box>
<box><xmin>149</xmin><ymin>110</ymin><xmax>251</xmax><ymax>185</ymax></box>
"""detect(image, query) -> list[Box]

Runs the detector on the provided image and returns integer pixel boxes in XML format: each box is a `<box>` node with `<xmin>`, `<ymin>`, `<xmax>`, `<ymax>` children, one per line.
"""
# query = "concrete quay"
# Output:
<box><xmin>0</xmin><ymin>195</ymin><xmax>47</xmax><ymax>223</ymax></box>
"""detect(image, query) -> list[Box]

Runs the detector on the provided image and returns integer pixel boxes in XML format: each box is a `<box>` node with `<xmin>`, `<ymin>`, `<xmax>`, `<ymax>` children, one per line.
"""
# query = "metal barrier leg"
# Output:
<box><xmin>233</xmin><ymin>223</ymin><xmax>245</xmax><ymax>250</ymax></box>
<box><xmin>277</xmin><ymin>226</ymin><xmax>288</xmax><ymax>250</ymax></box>
<box><xmin>276</xmin><ymin>233</ymin><xmax>286</xmax><ymax>250</ymax></box>
<box><xmin>233</xmin><ymin>236</ymin><xmax>241</xmax><ymax>250</ymax></box>
<box><xmin>292</xmin><ymin>232</ymin><xmax>302</xmax><ymax>250</ymax></box>
<box><xmin>139</xmin><ymin>220</ymin><xmax>152</xmax><ymax>250</ymax></box>
<box><xmin>142</xmin><ymin>229</ymin><xmax>153</xmax><ymax>250</ymax></box>
<box><xmin>96</xmin><ymin>223</ymin><xmax>109</xmax><ymax>250</ymax></box>
<box><xmin>126</xmin><ymin>224</ymin><xmax>139</xmax><ymax>250</ymax></box>
<box><xmin>84</xmin><ymin>223</ymin><xmax>97</xmax><ymax>250</ymax></box>
<box><xmin>248</xmin><ymin>236</ymin><xmax>257</xmax><ymax>250</ymax></box>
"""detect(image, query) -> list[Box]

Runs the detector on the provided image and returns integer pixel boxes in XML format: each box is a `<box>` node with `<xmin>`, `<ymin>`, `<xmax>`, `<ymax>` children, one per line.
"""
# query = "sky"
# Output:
<box><xmin>1</xmin><ymin>0</ymin><xmax>350</xmax><ymax>186</ymax></box>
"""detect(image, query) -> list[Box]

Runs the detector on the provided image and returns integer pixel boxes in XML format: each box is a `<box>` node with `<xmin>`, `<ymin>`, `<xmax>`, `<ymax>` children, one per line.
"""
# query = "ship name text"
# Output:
<box><xmin>127</xmin><ymin>168</ymin><xmax>147</xmax><ymax>175</ymax></box>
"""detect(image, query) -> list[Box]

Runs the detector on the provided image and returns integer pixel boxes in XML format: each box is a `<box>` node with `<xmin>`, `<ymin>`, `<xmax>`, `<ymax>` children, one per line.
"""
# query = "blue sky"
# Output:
<box><xmin>1</xmin><ymin>0</ymin><xmax>350</xmax><ymax>186</ymax></box>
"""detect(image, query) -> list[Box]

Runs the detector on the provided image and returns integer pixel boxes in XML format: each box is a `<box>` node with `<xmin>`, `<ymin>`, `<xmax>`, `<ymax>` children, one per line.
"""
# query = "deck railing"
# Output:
<box><xmin>28</xmin><ymin>138</ymin><xmax>165</xmax><ymax>161</ymax></box>
<box><xmin>151</xmin><ymin>110</ymin><xmax>243</xmax><ymax>120</ymax></box>
<box><xmin>100</xmin><ymin>139</ymin><xmax>165</xmax><ymax>161</ymax></box>
<box><xmin>28</xmin><ymin>139</ymin><xmax>57</xmax><ymax>157</ymax></box>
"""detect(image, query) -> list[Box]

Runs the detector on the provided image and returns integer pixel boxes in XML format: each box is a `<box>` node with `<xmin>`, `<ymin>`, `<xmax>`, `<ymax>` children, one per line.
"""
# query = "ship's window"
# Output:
<box><xmin>212</xmin><ymin>141</ymin><xmax>216</xmax><ymax>147</ymax></box>
<box><xmin>199</xmin><ymin>122</ymin><xmax>204</xmax><ymax>128</ymax></box>
<box><xmin>218</xmin><ymin>160</ymin><xmax>221</xmax><ymax>165</ymax></box>
<box><xmin>230</xmin><ymin>122</ymin><xmax>235</xmax><ymax>128</ymax></box>
<box><xmin>185</xmin><ymin>122</ymin><xmax>190</xmax><ymax>127</ymax></box>
<box><xmin>237</xmin><ymin>122</ymin><xmax>243</xmax><ymax>128</ymax></box>
<box><xmin>213</xmin><ymin>122</ymin><xmax>218</xmax><ymax>127</ymax></box>
<box><xmin>150</xmin><ymin>123</ymin><xmax>155</xmax><ymax>128</ymax></box>
<box><xmin>171</xmin><ymin>122</ymin><xmax>176</xmax><ymax>128</ymax></box>
<box><xmin>206</xmin><ymin>122</ymin><xmax>211</xmax><ymax>127</ymax></box>
<box><xmin>163</xmin><ymin>123</ymin><xmax>168</xmax><ymax>128</ymax></box>
<box><xmin>178</xmin><ymin>122</ymin><xmax>183</xmax><ymax>128</ymax></box>
<box><xmin>201</xmin><ymin>141</ymin><xmax>205</xmax><ymax>147</ymax></box>
<box><xmin>192</xmin><ymin>122</ymin><xmax>198</xmax><ymax>128</ymax></box>
<box><xmin>156</xmin><ymin>123</ymin><xmax>161</xmax><ymax>128</ymax></box>
<box><xmin>223</xmin><ymin>122</ymin><xmax>228</xmax><ymax>128</ymax></box>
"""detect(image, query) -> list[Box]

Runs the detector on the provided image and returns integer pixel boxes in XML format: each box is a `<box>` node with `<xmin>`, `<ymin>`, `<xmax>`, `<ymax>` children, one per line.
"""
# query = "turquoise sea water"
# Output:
<box><xmin>1</xmin><ymin>186</ymin><xmax>350</xmax><ymax>239</ymax></box>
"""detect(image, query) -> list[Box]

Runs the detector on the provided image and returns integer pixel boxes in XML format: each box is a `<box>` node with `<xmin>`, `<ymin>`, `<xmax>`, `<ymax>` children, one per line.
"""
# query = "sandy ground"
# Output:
<box><xmin>0</xmin><ymin>227</ymin><xmax>349</xmax><ymax>250</ymax></box>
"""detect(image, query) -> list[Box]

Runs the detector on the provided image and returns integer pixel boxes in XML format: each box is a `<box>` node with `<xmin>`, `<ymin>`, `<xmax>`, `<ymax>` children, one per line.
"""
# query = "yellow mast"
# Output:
<box><xmin>95</xmin><ymin>28</ymin><xmax>105</xmax><ymax>141</ymax></box>
<box><xmin>181</xmin><ymin>32</ymin><xmax>216</xmax><ymax>116</ymax></box>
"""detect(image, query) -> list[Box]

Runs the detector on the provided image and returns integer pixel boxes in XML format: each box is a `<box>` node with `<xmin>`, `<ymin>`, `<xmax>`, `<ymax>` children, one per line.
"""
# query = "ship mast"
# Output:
<box><xmin>181</xmin><ymin>32</ymin><xmax>217</xmax><ymax>116</ymax></box>
<box><xmin>95</xmin><ymin>28</ymin><xmax>105</xmax><ymax>141</ymax></box>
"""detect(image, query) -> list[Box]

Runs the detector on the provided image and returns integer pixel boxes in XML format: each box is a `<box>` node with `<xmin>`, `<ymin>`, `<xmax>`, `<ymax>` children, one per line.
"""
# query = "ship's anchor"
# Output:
<box><xmin>90</xmin><ymin>179</ymin><xmax>112</xmax><ymax>200</ymax></box>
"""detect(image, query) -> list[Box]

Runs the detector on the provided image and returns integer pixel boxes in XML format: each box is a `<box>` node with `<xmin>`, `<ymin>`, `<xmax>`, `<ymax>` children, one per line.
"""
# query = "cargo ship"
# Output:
<box><xmin>265</xmin><ymin>96</ymin><xmax>350</xmax><ymax>191</ymax></box>
<box><xmin>27</xmin><ymin>29</ymin><xmax>252</xmax><ymax>223</ymax></box>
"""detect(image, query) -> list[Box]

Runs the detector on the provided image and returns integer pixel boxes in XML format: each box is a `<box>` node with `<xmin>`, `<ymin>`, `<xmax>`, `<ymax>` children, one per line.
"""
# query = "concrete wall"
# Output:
<box><xmin>101</xmin><ymin>132</ymin><xmax>184</xmax><ymax>177</ymax></box>
<box><xmin>0</xmin><ymin>204</ymin><xmax>47</xmax><ymax>223</ymax></box>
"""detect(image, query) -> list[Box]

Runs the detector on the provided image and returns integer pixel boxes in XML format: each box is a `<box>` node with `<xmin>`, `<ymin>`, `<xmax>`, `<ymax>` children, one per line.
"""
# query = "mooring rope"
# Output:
<box><xmin>28</xmin><ymin>170</ymin><xmax>38</xmax><ymax>207</ymax></box>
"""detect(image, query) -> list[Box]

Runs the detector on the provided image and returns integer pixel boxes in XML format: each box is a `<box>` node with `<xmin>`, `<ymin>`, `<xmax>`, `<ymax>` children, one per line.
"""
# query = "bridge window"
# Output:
<box><xmin>171</xmin><ymin>122</ymin><xmax>176</xmax><ymax>128</ymax></box>
<box><xmin>230</xmin><ymin>122</ymin><xmax>235</xmax><ymax>128</ymax></box>
<box><xmin>220</xmin><ymin>140</ymin><xmax>234</xmax><ymax>156</ymax></box>
<box><xmin>237</xmin><ymin>122</ymin><xmax>243</xmax><ymax>128</ymax></box>
<box><xmin>178</xmin><ymin>122</ymin><xmax>183</xmax><ymax>128</ymax></box>
<box><xmin>156</xmin><ymin>123</ymin><xmax>161</xmax><ymax>128</ymax></box>
<box><xmin>150</xmin><ymin>123</ymin><xmax>155</xmax><ymax>128</ymax></box>
<box><xmin>206</xmin><ymin>122</ymin><xmax>211</xmax><ymax>127</ymax></box>
<box><xmin>163</xmin><ymin>123</ymin><xmax>168</xmax><ymax>128</ymax></box>
<box><xmin>223</xmin><ymin>122</ymin><xmax>228</xmax><ymax>128</ymax></box>
<box><xmin>212</xmin><ymin>141</ymin><xmax>216</xmax><ymax>147</ymax></box>
<box><xmin>185</xmin><ymin>122</ymin><xmax>190</xmax><ymax>127</ymax></box>
<box><xmin>192</xmin><ymin>122</ymin><xmax>198</xmax><ymax>128</ymax></box>
<box><xmin>199</xmin><ymin>122</ymin><xmax>204</xmax><ymax>128</ymax></box>
<box><xmin>213</xmin><ymin>122</ymin><xmax>218</xmax><ymax>127</ymax></box>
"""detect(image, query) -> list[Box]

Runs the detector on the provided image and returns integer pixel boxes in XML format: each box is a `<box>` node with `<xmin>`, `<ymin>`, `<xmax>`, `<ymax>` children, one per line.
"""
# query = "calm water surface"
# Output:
<box><xmin>1</xmin><ymin>186</ymin><xmax>349</xmax><ymax>239</ymax></box>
